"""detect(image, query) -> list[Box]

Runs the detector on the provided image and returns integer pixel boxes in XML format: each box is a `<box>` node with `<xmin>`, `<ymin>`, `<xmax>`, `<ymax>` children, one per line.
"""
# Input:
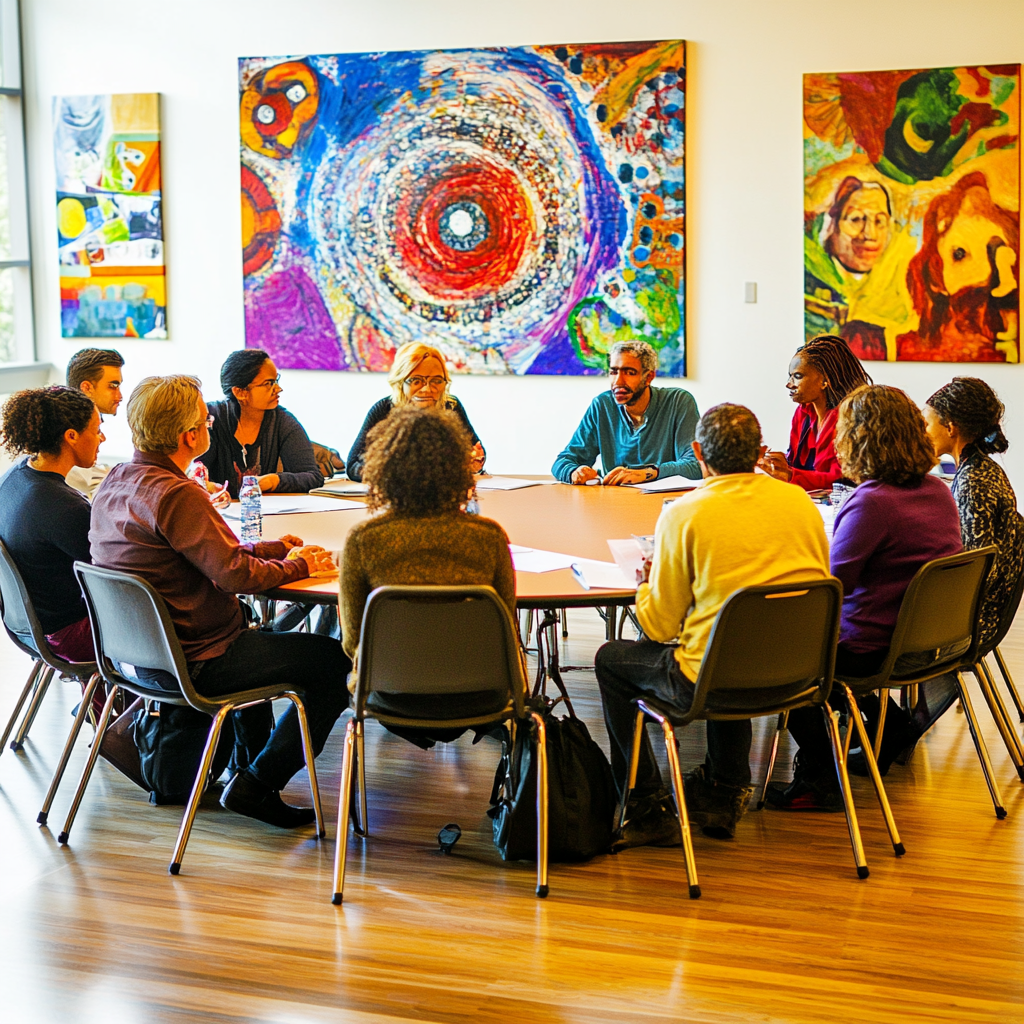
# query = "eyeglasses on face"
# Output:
<box><xmin>248</xmin><ymin>376</ymin><xmax>282</xmax><ymax>390</ymax></box>
<box><xmin>192</xmin><ymin>414</ymin><xmax>215</xmax><ymax>432</ymax></box>
<box><xmin>404</xmin><ymin>375</ymin><xmax>447</xmax><ymax>389</ymax></box>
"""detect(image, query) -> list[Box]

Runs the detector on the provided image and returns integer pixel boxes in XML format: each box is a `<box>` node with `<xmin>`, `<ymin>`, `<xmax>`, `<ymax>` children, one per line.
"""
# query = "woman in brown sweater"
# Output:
<box><xmin>339</xmin><ymin>404</ymin><xmax>515</xmax><ymax>746</ymax></box>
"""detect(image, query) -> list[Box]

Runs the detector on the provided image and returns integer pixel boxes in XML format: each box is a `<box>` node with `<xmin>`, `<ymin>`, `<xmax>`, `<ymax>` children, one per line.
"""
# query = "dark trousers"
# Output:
<box><xmin>191</xmin><ymin>629</ymin><xmax>350</xmax><ymax>791</ymax></box>
<box><xmin>595</xmin><ymin>639</ymin><xmax>752</xmax><ymax>795</ymax></box>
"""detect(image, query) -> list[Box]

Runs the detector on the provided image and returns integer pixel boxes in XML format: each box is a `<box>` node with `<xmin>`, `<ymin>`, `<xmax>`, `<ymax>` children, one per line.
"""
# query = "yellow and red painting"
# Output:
<box><xmin>54</xmin><ymin>93</ymin><xmax>166</xmax><ymax>338</ymax></box>
<box><xmin>804</xmin><ymin>65</ymin><xmax>1020</xmax><ymax>362</ymax></box>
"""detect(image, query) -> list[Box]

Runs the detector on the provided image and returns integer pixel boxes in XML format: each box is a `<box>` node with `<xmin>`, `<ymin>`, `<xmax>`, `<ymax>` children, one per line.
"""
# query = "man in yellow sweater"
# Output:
<box><xmin>597</xmin><ymin>404</ymin><xmax>830</xmax><ymax>847</ymax></box>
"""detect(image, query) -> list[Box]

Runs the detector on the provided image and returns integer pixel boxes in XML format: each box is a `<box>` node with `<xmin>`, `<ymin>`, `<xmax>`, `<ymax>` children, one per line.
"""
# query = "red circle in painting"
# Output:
<box><xmin>252</xmin><ymin>94</ymin><xmax>292</xmax><ymax>137</ymax></box>
<box><xmin>241</xmin><ymin>165</ymin><xmax>281</xmax><ymax>276</ymax></box>
<box><xmin>391</xmin><ymin>161</ymin><xmax>534</xmax><ymax>301</ymax></box>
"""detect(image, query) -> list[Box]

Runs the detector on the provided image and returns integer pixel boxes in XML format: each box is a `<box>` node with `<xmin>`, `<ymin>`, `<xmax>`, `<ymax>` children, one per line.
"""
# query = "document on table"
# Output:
<box><xmin>570</xmin><ymin>559</ymin><xmax>636</xmax><ymax>591</ymax></box>
<box><xmin>607</xmin><ymin>538</ymin><xmax>645</xmax><ymax>584</ymax></box>
<box><xmin>627</xmin><ymin>475</ymin><xmax>702</xmax><ymax>493</ymax></box>
<box><xmin>310</xmin><ymin>479</ymin><xmax>369</xmax><ymax>496</ymax></box>
<box><xmin>816</xmin><ymin>502</ymin><xmax>836</xmax><ymax>538</ymax></box>
<box><xmin>222</xmin><ymin>494</ymin><xmax>365</xmax><ymax>517</ymax></box>
<box><xmin>510</xmin><ymin>547</ymin><xmax>579</xmax><ymax>573</ymax></box>
<box><xmin>476</xmin><ymin>476</ymin><xmax>552</xmax><ymax>490</ymax></box>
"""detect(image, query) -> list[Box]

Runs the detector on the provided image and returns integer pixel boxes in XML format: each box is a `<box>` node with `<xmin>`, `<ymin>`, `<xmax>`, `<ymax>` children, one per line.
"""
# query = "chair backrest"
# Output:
<box><xmin>354</xmin><ymin>585</ymin><xmax>526</xmax><ymax>719</ymax></box>
<box><xmin>981</xmin><ymin>540</ymin><xmax>1024</xmax><ymax>656</ymax></box>
<box><xmin>73</xmin><ymin>561</ymin><xmax>200</xmax><ymax>708</ymax></box>
<box><xmin>0</xmin><ymin>539</ymin><xmax>94</xmax><ymax>674</ymax></box>
<box><xmin>885</xmin><ymin>547</ymin><xmax>996</xmax><ymax>674</ymax></box>
<box><xmin>689</xmin><ymin>578</ymin><xmax>842</xmax><ymax>720</ymax></box>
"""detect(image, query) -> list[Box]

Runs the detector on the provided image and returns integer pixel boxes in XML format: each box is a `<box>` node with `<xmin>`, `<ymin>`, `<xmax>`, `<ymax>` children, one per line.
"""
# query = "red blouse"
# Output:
<box><xmin>786</xmin><ymin>404</ymin><xmax>842</xmax><ymax>491</ymax></box>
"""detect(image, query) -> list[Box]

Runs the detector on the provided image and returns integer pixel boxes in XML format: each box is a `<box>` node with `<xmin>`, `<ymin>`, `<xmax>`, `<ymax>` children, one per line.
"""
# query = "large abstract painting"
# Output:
<box><xmin>804</xmin><ymin>64</ymin><xmax>1020</xmax><ymax>362</ymax></box>
<box><xmin>54</xmin><ymin>93</ymin><xmax>166</xmax><ymax>339</ymax></box>
<box><xmin>239</xmin><ymin>42</ymin><xmax>685</xmax><ymax>375</ymax></box>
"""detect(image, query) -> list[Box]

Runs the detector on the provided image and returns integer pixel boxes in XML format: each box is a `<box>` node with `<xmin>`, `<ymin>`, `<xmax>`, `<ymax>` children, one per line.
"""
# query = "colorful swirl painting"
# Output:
<box><xmin>804</xmin><ymin>64</ymin><xmax>1020</xmax><ymax>362</ymax></box>
<box><xmin>239</xmin><ymin>42</ymin><xmax>686</xmax><ymax>375</ymax></box>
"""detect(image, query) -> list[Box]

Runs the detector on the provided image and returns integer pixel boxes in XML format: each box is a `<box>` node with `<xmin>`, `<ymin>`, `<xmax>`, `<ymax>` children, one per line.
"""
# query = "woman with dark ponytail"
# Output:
<box><xmin>199</xmin><ymin>349</ymin><xmax>324</xmax><ymax>499</ymax></box>
<box><xmin>924</xmin><ymin>377</ymin><xmax>1022</xmax><ymax>648</ymax></box>
<box><xmin>0</xmin><ymin>386</ymin><xmax>104</xmax><ymax>660</ymax></box>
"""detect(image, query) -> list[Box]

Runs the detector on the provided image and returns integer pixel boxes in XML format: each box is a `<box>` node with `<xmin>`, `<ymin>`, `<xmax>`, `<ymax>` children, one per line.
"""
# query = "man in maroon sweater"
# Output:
<box><xmin>91</xmin><ymin>374</ymin><xmax>349</xmax><ymax>828</ymax></box>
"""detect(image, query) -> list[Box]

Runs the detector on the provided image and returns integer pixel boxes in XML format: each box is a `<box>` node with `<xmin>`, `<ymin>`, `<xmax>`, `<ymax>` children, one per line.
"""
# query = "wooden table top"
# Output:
<box><xmin>254</xmin><ymin>476</ymin><xmax>678</xmax><ymax>607</ymax></box>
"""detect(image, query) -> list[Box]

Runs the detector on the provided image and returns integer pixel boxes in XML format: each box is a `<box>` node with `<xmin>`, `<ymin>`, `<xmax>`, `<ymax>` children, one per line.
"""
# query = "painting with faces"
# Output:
<box><xmin>804</xmin><ymin>64</ymin><xmax>1020</xmax><ymax>363</ymax></box>
<box><xmin>238</xmin><ymin>42</ymin><xmax>686</xmax><ymax>375</ymax></box>
<box><xmin>53</xmin><ymin>93</ymin><xmax>166</xmax><ymax>338</ymax></box>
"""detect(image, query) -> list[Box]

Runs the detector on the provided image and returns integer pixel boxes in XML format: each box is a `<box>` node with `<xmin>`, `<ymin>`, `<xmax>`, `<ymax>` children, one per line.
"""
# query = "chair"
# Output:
<box><xmin>69</xmin><ymin>562</ymin><xmax>326</xmax><ymax>874</ymax></box>
<box><xmin>620</xmin><ymin>578</ymin><xmax>869</xmax><ymax>901</ymax></box>
<box><xmin>0</xmin><ymin>541</ymin><xmax>101</xmax><ymax>827</ymax></box>
<box><xmin>332</xmin><ymin>585</ymin><xmax>548</xmax><ymax>904</ymax></box>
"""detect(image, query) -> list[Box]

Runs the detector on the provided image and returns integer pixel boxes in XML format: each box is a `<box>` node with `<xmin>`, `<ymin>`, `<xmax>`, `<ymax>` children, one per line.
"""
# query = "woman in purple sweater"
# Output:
<box><xmin>768</xmin><ymin>385</ymin><xmax>962</xmax><ymax>810</ymax></box>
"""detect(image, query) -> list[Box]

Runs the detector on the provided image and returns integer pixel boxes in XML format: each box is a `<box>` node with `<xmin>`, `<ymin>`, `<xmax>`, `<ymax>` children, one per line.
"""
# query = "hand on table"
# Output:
<box><xmin>570</xmin><ymin>465</ymin><xmax>599</xmax><ymax>485</ymax></box>
<box><xmin>602</xmin><ymin>466</ymin><xmax>653</xmax><ymax>486</ymax></box>
<box><xmin>207</xmin><ymin>480</ymin><xmax>230</xmax><ymax>509</ymax></box>
<box><xmin>758</xmin><ymin>450</ymin><xmax>792</xmax><ymax>481</ymax></box>
<box><xmin>637</xmin><ymin>556</ymin><xmax>653</xmax><ymax>585</ymax></box>
<box><xmin>257</xmin><ymin>473</ymin><xmax>280</xmax><ymax>492</ymax></box>
<box><xmin>469</xmin><ymin>442</ymin><xmax>486</xmax><ymax>474</ymax></box>
<box><xmin>278</xmin><ymin>534</ymin><xmax>305</xmax><ymax>551</ymax></box>
<box><xmin>291</xmin><ymin>545</ymin><xmax>336</xmax><ymax>576</ymax></box>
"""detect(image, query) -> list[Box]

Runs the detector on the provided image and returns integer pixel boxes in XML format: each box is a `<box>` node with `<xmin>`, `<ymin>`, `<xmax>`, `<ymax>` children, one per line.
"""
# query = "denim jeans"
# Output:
<box><xmin>131</xmin><ymin>628</ymin><xmax>350</xmax><ymax>792</ymax></box>
<box><xmin>595</xmin><ymin>639</ymin><xmax>753</xmax><ymax>795</ymax></box>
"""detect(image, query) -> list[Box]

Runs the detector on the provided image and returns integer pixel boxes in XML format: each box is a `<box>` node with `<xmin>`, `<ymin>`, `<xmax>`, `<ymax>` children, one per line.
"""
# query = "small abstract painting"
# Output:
<box><xmin>804</xmin><ymin>64</ymin><xmax>1020</xmax><ymax>362</ymax></box>
<box><xmin>239</xmin><ymin>42</ymin><xmax>685</xmax><ymax>375</ymax></box>
<box><xmin>53</xmin><ymin>93</ymin><xmax>166</xmax><ymax>339</ymax></box>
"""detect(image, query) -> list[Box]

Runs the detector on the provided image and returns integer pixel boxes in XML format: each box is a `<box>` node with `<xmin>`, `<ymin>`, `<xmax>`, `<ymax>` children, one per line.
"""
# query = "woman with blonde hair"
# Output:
<box><xmin>345</xmin><ymin>342</ymin><xmax>485</xmax><ymax>481</ymax></box>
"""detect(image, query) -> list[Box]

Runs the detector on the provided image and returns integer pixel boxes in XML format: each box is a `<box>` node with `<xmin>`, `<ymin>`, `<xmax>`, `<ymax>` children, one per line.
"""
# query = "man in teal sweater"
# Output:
<box><xmin>552</xmin><ymin>341</ymin><xmax>701</xmax><ymax>485</ymax></box>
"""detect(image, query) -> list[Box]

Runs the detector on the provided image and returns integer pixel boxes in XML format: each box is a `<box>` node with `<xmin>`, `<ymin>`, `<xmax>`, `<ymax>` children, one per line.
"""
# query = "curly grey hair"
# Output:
<box><xmin>609</xmin><ymin>340</ymin><xmax>658</xmax><ymax>376</ymax></box>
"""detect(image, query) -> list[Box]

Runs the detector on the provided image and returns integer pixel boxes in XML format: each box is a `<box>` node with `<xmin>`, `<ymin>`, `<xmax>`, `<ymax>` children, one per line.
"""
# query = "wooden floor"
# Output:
<box><xmin>1</xmin><ymin>611</ymin><xmax>1023</xmax><ymax>1024</ymax></box>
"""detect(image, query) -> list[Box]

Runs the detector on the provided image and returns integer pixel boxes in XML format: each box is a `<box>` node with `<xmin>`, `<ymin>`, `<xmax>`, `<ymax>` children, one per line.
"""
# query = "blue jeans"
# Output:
<box><xmin>595</xmin><ymin>639</ymin><xmax>753</xmax><ymax>795</ymax></box>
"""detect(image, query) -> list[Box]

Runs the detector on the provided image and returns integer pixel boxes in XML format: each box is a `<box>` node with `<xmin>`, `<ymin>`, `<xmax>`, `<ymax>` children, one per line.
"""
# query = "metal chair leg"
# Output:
<box><xmin>756</xmin><ymin>711</ymin><xmax>786</xmax><ymax>810</ymax></box>
<box><xmin>653</xmin><ymin>713</ymin><xmax>700</xmax><ymax>899</ymax></box>
<box><xmin>168</xmin><ymin>704</ymin><xmax>232</xmax><ymax>874</ymax></box>
<box><xmin>956</xmin><ymin>672</ymin><xmax>1007</xmax><ymax>819</ymax></box>
<box><xmin>842</xmin><ymin>687</ymin><xmax>904</xmax><ymax>856</ymax></box>
<box><xmin>993</xmin><ymin>648</ymin><xmax>1024</xmax><ymax>723</ymax></box>
<box><xmin>57</xmin><ymin>684</ymin><xmax>119</xmax><ymax>845</ymax></box>
<box><xmin>285</xmin><ymin>692</ymin><xmax>326</xmax><ymax>839</ymax></box>
<box><xmin>332</xmin><ymin>719</ymin><xmax>357</xmax><ymax>905</ymax></box>
<box><xmin>822</xmin><ymin>702</ymin><xmax>869</xmax><ymax>878</ymax></box>
<box><xmin>530</xmin><ymin>710</ymin><xmax>549</xmax><ymax>898</ymax></box>
<box><xmin>872</xmin><ymin>687</ymin><xmax>890</xmax><ymax>761</ymax></box>
<box><xmin>617</xmin><ymin>709</ymin><xmax>646</xmax><ymax>830</ymax></box>
<box><xmin>560</xmin><ymin>608</ymin><xmax>568</xmax><ymax>639</ymax></box>
<box><xmin>37</xmin><ymin>673</ymin><xmax>101</xmax><ymax>826</ymax></box>
<box><xmin>12</xmin><ymin>666</ymin><xmax>55</xmax><ymax>750</ymax></box>
<box><xmin>353</xmin><ymin>719</ymin><xmax>368</xmax><ymax>837</ymax></box>
<box><xmin>0</xmin><ymin>661</ymin><xmax>41</xmax><ymax>756</ymax></box>
<box><xmin>973</xmin><ymin>661</ymin><xmax>1024</xmax><ymax>775</ymax></box>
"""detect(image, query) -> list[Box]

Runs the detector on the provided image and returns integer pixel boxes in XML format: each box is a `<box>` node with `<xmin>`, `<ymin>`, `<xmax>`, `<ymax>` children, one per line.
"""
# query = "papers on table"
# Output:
<box><xmin>310</xmin><ymin>479</ymin><xmax>369</xmax><ymax>497</ymax></box>
<box><xmin>627</xmin><ymin>475</ymin><xmax>702</xmax><ymax>493</ymax></box>
<box><xmin>816</xmin><ymin>501</ymin><xmax>836</xmax><ymax>538</ymax></box>
<box><xmin>510</xmin><ymin>547</ymin><xmax>579</xmax><ymax>573</ymax></box>
<box><xmin>222</xmin><ymin>494</ymin><xmax>365</xmax><ymax>518</ymax></box>
<box><xmin>570</xmin><ymin>559</ymin><xmax>636</xmax><ymax>591</ymax></box>
<box><xmin>476</xmin><ymin>476</ymin><xmax>553</xmax><ymax>491</ymax></box>
<box><xmin>607</xmin><ymin>538</ymin><xmax>645</xmax><ymax>585</ymax></box>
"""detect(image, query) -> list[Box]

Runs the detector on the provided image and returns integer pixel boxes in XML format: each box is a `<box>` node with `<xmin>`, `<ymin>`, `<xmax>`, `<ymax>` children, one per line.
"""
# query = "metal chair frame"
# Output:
<box><xmin>620</xmin><ymin>578</ymin><xmax>871</xmax><ymax>900</ymax></box>
<box><xmin>0</xmin><ymin>540</ymin><xmax>101</xmax><ymax>826</ymax></box>
<box><xmin>333</xmin><ymin>585</ymin><xmax>548</xmax><ymax>904</ymax></box>
<box><xmin>70</xmin><ymin>562</ymin><xmax>325</xmax><ymax>874</ymax></box>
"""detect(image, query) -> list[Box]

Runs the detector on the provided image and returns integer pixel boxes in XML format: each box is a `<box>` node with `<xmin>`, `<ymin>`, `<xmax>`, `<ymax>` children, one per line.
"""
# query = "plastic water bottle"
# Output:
<box><xmin>239</xmin><ymin>475</ymin><xmax>262</xmax><ymax>543</ymax></box>
<box><xmin>466</xmin><ymin>493</ymin><xmax>481</xmax><ymax>515</ymax></box>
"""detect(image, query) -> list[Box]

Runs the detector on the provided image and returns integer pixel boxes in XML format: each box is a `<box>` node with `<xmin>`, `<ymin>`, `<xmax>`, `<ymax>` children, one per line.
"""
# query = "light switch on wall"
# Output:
<box><xmin>744</xmin><ymin>282</ymin><xmax>757</xmax><ymax>303</ymax></box>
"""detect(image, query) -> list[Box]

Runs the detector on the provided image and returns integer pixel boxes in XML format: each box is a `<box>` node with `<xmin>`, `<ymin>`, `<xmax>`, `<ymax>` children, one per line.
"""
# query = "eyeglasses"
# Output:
<box><xmin>248</xmin><ymin>376</ymin><xmax>282</xmax><ymax>390</ymax></box>
<box><xmin>191</xmin><ymin>414</ymin><xmax>214</xmax><ymax>432</ymax></box>
<box><xmin>404</xmin><ymin>376</ymin><xmax>447</xmax><ymax>390</ymax></box>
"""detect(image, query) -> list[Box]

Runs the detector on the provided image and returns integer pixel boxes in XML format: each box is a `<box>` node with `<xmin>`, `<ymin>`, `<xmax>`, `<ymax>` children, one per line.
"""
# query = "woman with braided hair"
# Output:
<box><xmin>760</xmin><ymin>334</ymin><xmax>872</xmax><ymax>490</ymax></box>
<box><xmin>0</xmin><ymin>386</ymin><xmax>104</xmax><ymax>661</ymax></box>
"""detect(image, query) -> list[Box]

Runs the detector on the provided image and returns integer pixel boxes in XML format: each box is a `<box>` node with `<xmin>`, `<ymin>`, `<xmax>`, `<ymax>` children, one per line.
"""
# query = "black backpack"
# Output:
<box><xmin>132</xmin><ymin>702</ymin><xmax>235</xmax><ymax>805</ymax></box>
<box><xmin>488</xmin><ymin>694</ymin><xmax>617</xmax><ymax>862</ymax></box>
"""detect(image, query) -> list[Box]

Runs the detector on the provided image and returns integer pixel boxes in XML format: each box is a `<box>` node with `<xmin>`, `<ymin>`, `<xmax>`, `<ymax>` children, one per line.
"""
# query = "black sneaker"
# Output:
<box><xmin>683</xmin><ymin>765</ymin><xmax>753</xmax><ymax>839</ymax></box>
<box><xmin>220</xmin><ymin>770</ymin><xmax>317</xmax><ymax>829</ymax></box>
<box><xmin>610</xmin><ymin>799</ymin><xmax>682</xmax><ymax>852</ymax></box>
<box><xmin>765</xmin><ymin>758</ymin><xmax>844</xmax><ymax>812</ymax></box>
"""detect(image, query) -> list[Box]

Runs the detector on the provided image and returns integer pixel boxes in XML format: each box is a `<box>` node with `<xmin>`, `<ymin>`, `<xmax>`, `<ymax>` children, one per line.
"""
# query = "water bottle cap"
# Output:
<box><xmin>242</xmin><ymin>475</ymin><xmax>257</xmax><ymax>485</ymax></box>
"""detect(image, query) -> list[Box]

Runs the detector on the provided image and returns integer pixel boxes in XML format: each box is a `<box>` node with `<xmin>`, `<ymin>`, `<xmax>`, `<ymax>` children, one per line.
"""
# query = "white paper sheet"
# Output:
<box><xmin>511</xmin><ymin>548</ymin><xmax>579</xmax><ymax>573</ymax></box>
<box><xmin>311</xmin><ymin>479</ymin><xmax>369</xmax><ymax>496</ymax></box>
<box><xmin>607</xmin><ymin>538</ymin><xmax>644</xmax><ymax>585</ymax></box>
<box><xmin>627</xmin><ymin>475</ymin><xmax>702</xmax><ymax>493</ymax></box>
<box><xmin>570</xmin><ymin>559</ymin><xmax>636</xmax><ymax>591</ymax></box>
<box><xmin>222</xmin><ymin>494</ymin><xmax>365</xmax><ymax>518</ymax></box>
<box><xmin>816</xmin><ymin>502</ymin><xmax>836</xmax><ymax>538</ymax></box>
<box><xmin>509</xmin><ymin>544</ymin><xmax>532</xmax><ymax>554</ymax></box>
<box><xmin>475</xmin><ymin>476</ymin><xmax>545</xmax><ymax>491</ymax></box>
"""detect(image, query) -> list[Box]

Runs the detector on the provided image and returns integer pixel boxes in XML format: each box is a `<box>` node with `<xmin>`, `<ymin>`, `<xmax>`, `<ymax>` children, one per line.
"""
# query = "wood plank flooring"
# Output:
<box><xmin>1</xmin><ymin>610</ymin><xmax>1022</xmax><ymax>1023</ymax></box>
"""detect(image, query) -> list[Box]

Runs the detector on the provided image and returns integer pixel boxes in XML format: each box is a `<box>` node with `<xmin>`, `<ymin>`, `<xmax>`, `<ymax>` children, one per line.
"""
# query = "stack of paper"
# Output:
<box><xmin>570</xmin><ymin>559</ymin><xmax>636</xmax><ymax>591</ymax></box>
<box><xmin>510</xmin><ymin>548</ymin><xmax>579</xmax><ymax>573</ymax></box>
<box><xmin>476</xmin><ymin>477</ymin><xmax>548</xmax><ymax>491</ymax></box>
<box><xmin>222</xmin><ymin>495</ymin><xmax>365</xmax><ymax>517</ymax></box>
<box><xmin>627</xmin><ymin>475</ymin><xmax>702</xmax><ymax>493</ymax></box>
<box><xmin>311</xmin><ymin>479</ymin><xmax>369</xmax><ymax>497</ymax></box>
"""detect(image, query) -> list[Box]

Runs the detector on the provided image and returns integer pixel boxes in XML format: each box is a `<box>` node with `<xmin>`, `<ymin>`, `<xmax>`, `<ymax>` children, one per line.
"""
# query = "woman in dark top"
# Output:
<box><xmin>0</xmin><ymin>386</ymin><xmax>104</xmax><ymax>662</ymax></box>
<box><xmin>759</xmin><ymin>335</ymin><xmax>872</xmax><ymax>491</ymax></box>
<box><xmin>199</xmin><ymin>349</ymin><xmax>324</xmax><ymax>499</ymax></box>
<box><xmin>768</xmin><ymin>385</ymin><xmax>962</xmax><ymax>807</ymax></box>
<box><xmin>346</xmin><ymin>341</ymin><xmax>485</xmax><ymax>482</ymax></box>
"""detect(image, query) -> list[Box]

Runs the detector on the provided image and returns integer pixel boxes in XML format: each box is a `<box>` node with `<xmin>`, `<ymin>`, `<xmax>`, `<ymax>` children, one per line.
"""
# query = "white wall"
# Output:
<box><xmin>20</xmin><ymin>0</ymin><xmax>1024</xmax><ymax>482</ymax></box>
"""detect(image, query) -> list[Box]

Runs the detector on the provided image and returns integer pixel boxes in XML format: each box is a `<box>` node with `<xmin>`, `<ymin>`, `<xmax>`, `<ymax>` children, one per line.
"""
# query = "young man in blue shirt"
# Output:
<box><xmin>551</xmin><ymin>341</ymin><xmax>701</xmax><ymax>485</ymax></box>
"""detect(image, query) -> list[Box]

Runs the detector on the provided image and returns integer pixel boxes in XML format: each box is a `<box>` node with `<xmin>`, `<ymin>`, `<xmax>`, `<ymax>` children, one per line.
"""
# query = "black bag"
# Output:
<box><xmin>488</xmin><ymin>694</ymin><xmax>616</xmax><ymax>862</ymax></box>
<box><xmin>132</xmin><ymin>702</ymin><xmax>234</xmax><ymax>805</ymax></box>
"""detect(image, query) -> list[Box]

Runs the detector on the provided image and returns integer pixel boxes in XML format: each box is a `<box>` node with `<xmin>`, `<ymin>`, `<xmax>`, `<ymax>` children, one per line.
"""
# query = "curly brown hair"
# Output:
<box><xmin>363</xmin><ymin>405</ymin><xmax>475</xmax><ymax>516</ymax></box>
<box><xmin>835</xmin><ymin>385</ymin><xmax>936</xmax><ymax>486</ymax></box>
<box><xmin>1</xmin><ymin>386</ymin><xmax>96</xmax><ymax>457</ymax></box>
